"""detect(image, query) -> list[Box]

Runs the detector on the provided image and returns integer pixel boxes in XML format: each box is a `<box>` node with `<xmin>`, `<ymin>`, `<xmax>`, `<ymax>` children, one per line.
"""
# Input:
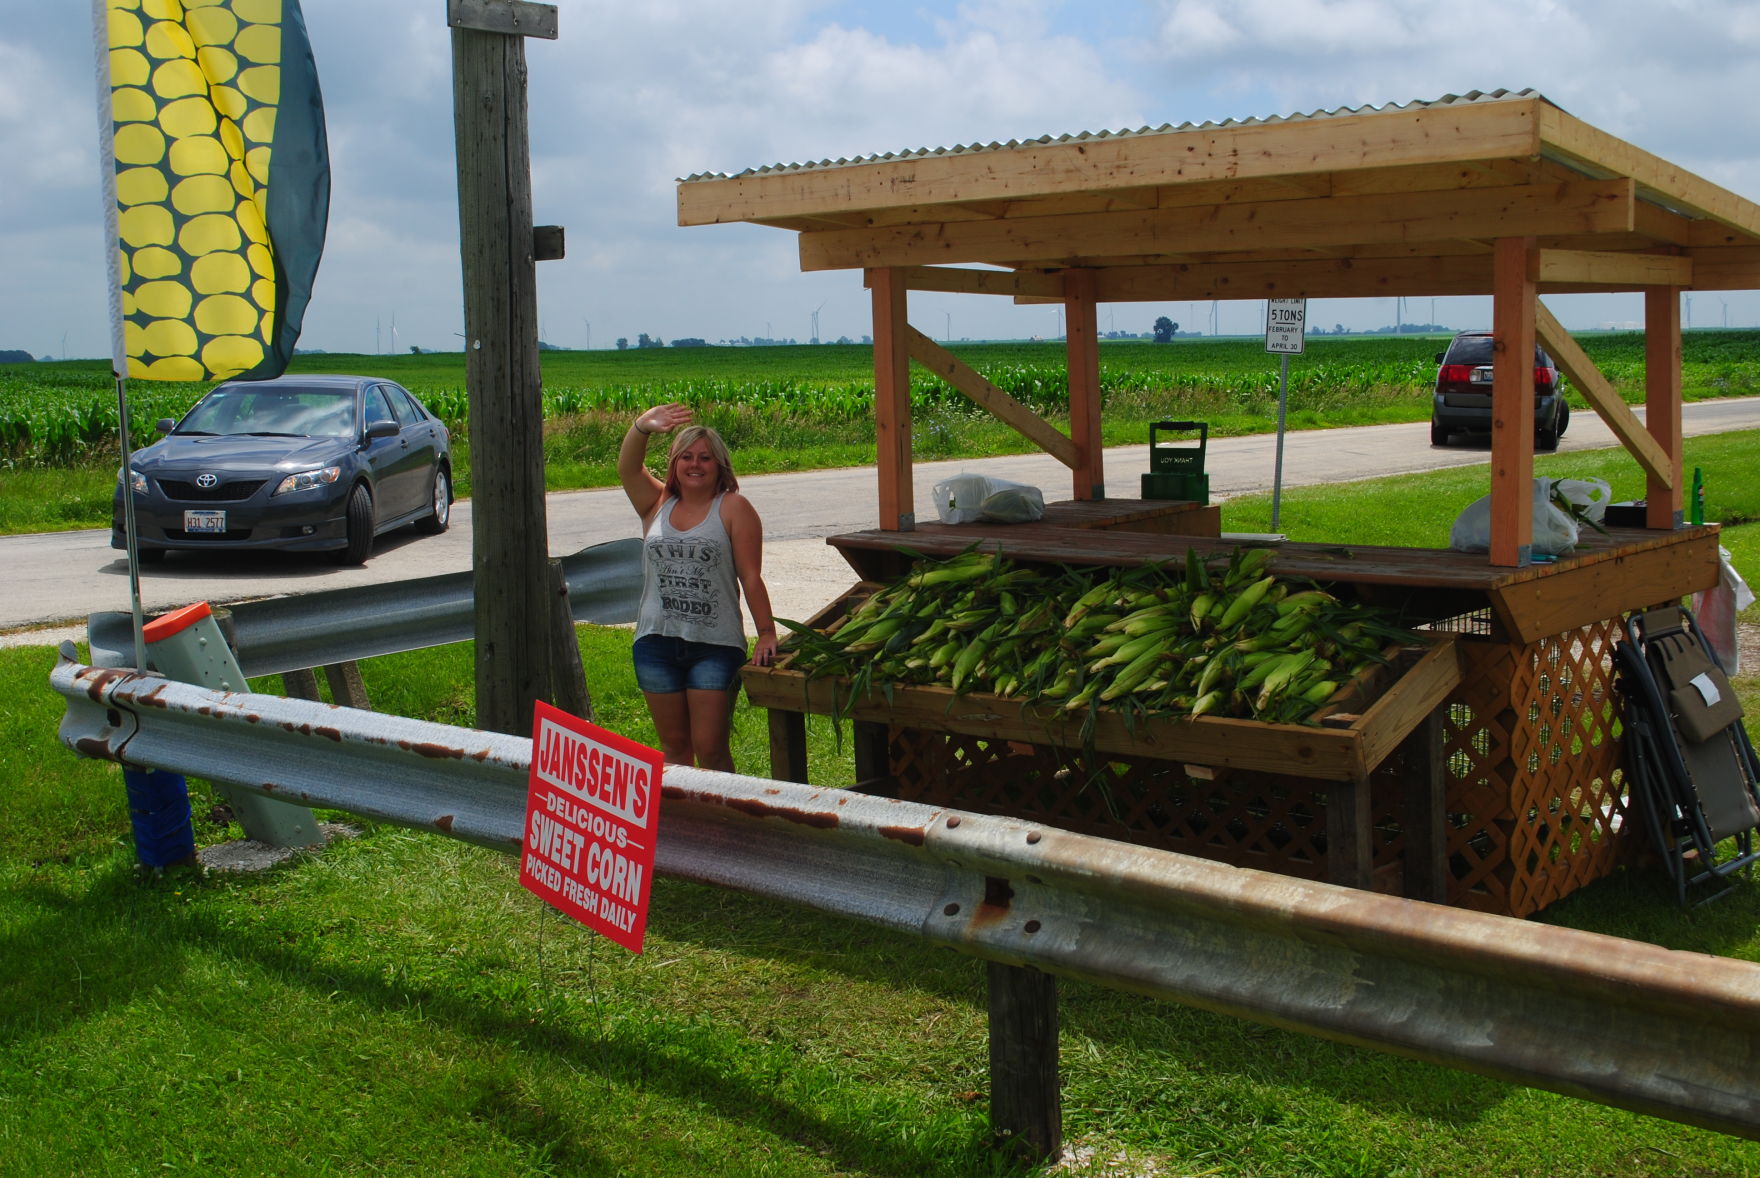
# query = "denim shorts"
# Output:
<box><xmin>632</xmin><ymin>633</ymin><xmax>747</xmax><ymax>693</ymax></box>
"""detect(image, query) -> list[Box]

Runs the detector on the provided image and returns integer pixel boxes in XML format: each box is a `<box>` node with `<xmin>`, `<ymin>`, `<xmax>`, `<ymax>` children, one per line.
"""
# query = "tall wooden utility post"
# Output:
<box><xmin>449</xmin><ymin>0</ymin><xmax>571</xmax><ymax>733</ymax></box>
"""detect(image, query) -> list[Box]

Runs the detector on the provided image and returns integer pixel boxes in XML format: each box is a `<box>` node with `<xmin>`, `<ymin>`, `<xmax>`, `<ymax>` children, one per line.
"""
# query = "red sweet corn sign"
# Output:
<box><xmin>521</xmin><ymin>701</ymin><xmax>662</xmax><ymax>953</ymax></box>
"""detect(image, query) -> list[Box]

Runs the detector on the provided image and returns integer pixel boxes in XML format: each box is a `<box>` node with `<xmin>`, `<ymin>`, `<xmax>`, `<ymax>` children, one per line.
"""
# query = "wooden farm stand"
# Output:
<box><xmin>678</xmin><ymin>89</ymin><xmax>1759</xmax><ymax>917</ymax></box>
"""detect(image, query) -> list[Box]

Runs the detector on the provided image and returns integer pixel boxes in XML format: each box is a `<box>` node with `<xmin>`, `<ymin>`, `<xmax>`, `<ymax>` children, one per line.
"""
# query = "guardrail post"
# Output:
<box><xmin>987</xmin><ymin>961</ymin><xmax>1061</xmax><ymax>1162</ymax></box>
<box><xmin>145</xmin><ymin>602</ymin><xmax>323</xmax><ymax>848</ymax></box>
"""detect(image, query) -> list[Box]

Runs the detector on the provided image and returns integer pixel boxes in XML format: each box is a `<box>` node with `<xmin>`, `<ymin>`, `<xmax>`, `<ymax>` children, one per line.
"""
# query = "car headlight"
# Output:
<box><xmin>119</xmin><ymin>467</ymin><xmax>147</xmax><ymax>494</ymax></box>
<box><xmin>273</xmin><ymin>465</ymin><xmax>342</xmax><ymax>496</ymax></box>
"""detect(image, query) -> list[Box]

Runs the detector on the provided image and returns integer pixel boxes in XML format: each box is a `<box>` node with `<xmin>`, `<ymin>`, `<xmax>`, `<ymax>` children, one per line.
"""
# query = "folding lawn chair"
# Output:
<box><xmin>1615</xmin><ymin>604</ymin><xmax>1760</xmax><ymax>906</ymax></box>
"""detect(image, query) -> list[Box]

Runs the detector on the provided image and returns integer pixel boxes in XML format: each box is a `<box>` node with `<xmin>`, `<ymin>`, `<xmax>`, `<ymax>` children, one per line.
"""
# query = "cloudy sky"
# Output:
<box><xmin>7</xmin><ymin>0</ymin><xmax>1760</xmax><ymax>359</ymax></box>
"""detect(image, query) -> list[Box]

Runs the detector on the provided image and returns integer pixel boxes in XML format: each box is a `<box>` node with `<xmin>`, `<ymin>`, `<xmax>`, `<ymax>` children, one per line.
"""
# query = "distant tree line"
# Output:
<box><xmin>0</xmin><ymin>350</ymin><xmax>35</xmax><ymax>364</ymax></box>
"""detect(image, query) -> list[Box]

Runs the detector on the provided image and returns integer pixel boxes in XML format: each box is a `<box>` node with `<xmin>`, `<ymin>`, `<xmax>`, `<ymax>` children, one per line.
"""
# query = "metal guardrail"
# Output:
<box><xmin>51</xmin><ymin>651</ymin><xmax>1760</xmax><ymax>1142</ymax></box>
<box><xmin>86</xmin><ymin>538</ymin><xmax>643</xmax><ymax>677</ymax></box>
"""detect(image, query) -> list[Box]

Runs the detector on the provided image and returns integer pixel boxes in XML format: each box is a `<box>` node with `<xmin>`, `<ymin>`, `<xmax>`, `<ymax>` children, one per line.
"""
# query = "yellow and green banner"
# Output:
<box><xmin>95</xmin><ymin>0</ymin><xmax>329</xmax><ymax>381</ymax></box>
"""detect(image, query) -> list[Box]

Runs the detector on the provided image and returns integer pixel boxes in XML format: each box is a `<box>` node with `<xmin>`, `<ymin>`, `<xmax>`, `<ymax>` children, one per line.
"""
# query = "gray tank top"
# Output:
<box><xmin>635</xmin><ymin>494</ymin><xmax>746</xmax><ymax>649</ymax></box>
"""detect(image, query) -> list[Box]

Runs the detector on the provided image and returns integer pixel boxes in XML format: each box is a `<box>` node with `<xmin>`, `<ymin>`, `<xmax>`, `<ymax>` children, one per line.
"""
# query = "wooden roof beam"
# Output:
<box><xmin>680</xmin><ymin>97</ymin><xmax>1549</xmax><ymax>226</ymax></box>
<box><xmin>798</xmin><ymin>180</ymin><xmax>1635</xmax><ymax>271</ymax></box>
<box><xmin>1539</xmin><ymin>104</ymin><xmax>1760</xmax><ymax>240</ymax></box>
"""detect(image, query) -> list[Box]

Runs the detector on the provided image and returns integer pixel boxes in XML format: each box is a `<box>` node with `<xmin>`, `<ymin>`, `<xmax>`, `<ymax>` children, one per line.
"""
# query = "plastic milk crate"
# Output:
<box><xmin>1141</xmin><ymin>420</ymin><xmax>1209</xmax><ymax>504</ymax></box>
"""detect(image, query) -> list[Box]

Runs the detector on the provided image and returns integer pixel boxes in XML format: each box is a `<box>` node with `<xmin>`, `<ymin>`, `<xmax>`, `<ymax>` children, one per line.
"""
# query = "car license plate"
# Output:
<box><xmin>1470</xmin><ymin>365</ymin><xmax>1493</xmax><ymax>384</ymax></box>
<box><xmin>184</xmin><ymin>509</ymin><xmax>227</xmax><ymax>534</ymax></box>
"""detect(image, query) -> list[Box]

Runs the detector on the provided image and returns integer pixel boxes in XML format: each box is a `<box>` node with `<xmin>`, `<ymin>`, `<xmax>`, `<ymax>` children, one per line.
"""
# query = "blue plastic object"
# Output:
<box><xmin>122</xmin><ymin>767</ymin><xmax>195</xmax><ymax>867</ymax></box>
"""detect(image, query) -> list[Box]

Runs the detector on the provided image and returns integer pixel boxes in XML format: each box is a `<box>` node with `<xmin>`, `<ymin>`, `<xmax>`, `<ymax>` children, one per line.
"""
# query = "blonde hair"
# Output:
<box><xmin>663</xmin><ymin>425</ymin><xmax>739</xmax><ymax>497</ymax></box>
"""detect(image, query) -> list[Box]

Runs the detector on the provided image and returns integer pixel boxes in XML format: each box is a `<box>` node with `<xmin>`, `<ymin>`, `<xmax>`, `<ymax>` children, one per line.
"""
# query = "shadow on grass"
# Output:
<box><xmin>0</xmin><ymin>857</ymin><xmax>1022</xmax><ymax>1178</ymax></box>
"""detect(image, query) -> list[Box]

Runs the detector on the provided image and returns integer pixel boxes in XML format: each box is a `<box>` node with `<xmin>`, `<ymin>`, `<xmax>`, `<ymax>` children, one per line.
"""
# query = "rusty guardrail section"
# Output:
<box><xmin>52</xmin><ymin>650</ymin><xmax>1760</xmax><ymax>1141</ymax></box>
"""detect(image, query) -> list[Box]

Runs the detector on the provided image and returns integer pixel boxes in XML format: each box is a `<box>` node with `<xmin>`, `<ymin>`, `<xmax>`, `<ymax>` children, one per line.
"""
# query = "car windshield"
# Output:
<box><xmin>1444</xmin><ymin>336</ymin><xmax>1551</xmax><ymax>367</ymax></box>
<box><xmin>178</xmin><ymin>387</ymin><xmax>357</xmax><ymax>438</ymax></box>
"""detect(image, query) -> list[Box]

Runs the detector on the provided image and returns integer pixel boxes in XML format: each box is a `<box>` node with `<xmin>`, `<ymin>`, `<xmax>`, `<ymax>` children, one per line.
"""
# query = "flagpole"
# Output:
<box><xmin>93</xmin><ymin>0</ymin><xmax>146</xmax><ymax>670</ymax></box>
<box><xmin>115</xmin><ymin>375</ymin><xmax>148</xmax><ymax>670</ymax></box>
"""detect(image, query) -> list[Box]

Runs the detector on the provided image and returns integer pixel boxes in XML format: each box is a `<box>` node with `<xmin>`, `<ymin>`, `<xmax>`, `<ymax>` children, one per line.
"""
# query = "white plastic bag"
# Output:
<box><xmin>932</xmin><ymin>473</ymin><xmax>1045</xmax><ymax>524</ymax></box>
<box><xmin>1449</xmin><ymin>477</ymin><xmax>1587</xmax><ymax>556</ymax></box>
<box><xmin>1694</xmin><ymin>546</ymin><xmax>1755</xmax><ymax>674</ymax></box>
<box><xmin>1552</xmin><ymin>477</ymin><xmax>1613</xmax><ymax>524</ymax></box>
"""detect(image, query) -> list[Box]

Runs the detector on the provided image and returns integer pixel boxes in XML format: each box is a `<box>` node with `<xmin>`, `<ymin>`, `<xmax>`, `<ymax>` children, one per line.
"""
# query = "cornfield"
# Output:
<box><xmin>5</xmin><ymin>331</ymin><xmax>1754</xmax><ymax>469</ymax></box>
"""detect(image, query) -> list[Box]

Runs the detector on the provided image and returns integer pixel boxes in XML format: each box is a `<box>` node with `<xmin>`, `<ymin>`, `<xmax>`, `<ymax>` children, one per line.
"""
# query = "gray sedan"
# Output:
<box><xmin>112</xmin><ymin>374</ymin><xmax>453</xmax><ymax>566</ymax></box>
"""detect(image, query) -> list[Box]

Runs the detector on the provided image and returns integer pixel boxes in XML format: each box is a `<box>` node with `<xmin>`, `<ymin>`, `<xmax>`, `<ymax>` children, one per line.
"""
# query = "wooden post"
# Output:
<box><xmin>988</xmin><ymin>961</ymin><xmax>1061</xmax><ymax>1162</ymax></box>
<box><xmin>1644</xmin><ymin>290</ymin><xmax>1684</xmax><ymax>529</ymax></box>
<box><xmin>767</xmin><ymin>710</ymin><xmax>809</xmax><ymax>783</ymax></box>
<box><xmin>1063</xmin><ymin>269</ymin><xmax>1103</xmax><ymax>500</ymax></box>
<box><xmin>870</xmin><ymin>267</ymin><xmax>913</xmax><ymax>530</ymax></box>
<box><xmin>1489</xmin><ymin>236</ymin><xmax>1537</xmax><ymax>567</ymax></box>
<box><xmin>449</xmin><ymin>0</ymin><xmax>563</xmax><ymax>734</ymax></box>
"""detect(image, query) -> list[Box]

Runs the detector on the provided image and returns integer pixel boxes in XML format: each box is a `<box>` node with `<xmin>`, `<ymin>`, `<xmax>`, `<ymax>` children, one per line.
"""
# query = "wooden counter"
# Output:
<box><xmin>751</xmin><ymin>501</ymin><xmax>1721</xmax><ymax>915</ymax></box>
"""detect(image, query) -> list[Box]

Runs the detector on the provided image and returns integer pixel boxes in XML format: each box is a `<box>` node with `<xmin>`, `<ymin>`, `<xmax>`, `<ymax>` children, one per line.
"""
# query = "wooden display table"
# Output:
<box><xmin>745</xmin><ymin>502</ymin><xmax>1723</xmax><ymax>916</ymax></box>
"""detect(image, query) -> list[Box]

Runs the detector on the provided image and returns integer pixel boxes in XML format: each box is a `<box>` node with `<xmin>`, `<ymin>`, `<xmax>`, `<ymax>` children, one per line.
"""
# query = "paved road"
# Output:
<box><xmin>5</xmin><ymin>398</ymin><xmax>1757</xmax><ymax>643</ymax></box>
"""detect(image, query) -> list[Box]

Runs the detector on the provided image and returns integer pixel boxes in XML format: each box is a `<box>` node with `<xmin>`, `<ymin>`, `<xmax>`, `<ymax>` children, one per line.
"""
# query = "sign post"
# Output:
<box><xmin>1264</xmin><ymin>298</ymin><xmax>1307</xmax><ymax>530</ymax></box>
<box><xmin>520</xmin><ymin>701</ymin><xmax>662</xmax><ymax>953</ymax></box>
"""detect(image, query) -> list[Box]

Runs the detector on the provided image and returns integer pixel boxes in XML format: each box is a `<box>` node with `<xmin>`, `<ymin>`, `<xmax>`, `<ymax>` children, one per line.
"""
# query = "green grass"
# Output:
<box><xmin>10</xmin><ymin>442</ymin><xmax>1760</xmax><ymax>1174</ymax></box>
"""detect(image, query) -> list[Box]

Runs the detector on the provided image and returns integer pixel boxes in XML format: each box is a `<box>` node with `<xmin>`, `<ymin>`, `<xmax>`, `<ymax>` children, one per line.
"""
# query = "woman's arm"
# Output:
<box><xmin>722</xmin><ymin>493</ymin><xmax>777</xmax><ymax>666</ymax></box>
<box><xmin>618</xmin><ymin>404</ymin><xmax>691</xmax><ymax>520</ymax></box>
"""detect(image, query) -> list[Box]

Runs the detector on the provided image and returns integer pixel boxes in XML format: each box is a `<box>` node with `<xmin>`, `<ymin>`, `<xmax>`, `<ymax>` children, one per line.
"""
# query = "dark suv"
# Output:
<box><xmin>1430</xmin><ymin>330</ymin><xmax>1570</xmax><ymax>450</ymax></box>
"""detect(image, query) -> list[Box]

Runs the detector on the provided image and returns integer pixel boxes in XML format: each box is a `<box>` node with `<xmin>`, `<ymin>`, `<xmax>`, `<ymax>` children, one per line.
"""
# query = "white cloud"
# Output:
<box><xmin>5</xmin><ymin>0</ymin><xmax>1760</xmax><ymax>357</ymax></box>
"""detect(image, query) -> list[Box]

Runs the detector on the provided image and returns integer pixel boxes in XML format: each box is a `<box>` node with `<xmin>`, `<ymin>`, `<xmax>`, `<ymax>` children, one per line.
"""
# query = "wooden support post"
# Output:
<box><xmin>281</xmin><ymin>667</ymin><xmax>321</xmax><ymax>701</ymax></box>
<box><xmin>450</xmin><ymin>0</ymin><xmax>563</xmax><ymax>734</ymax></box>
<box><xmin>1325</xmin><ymin>777</ymin><xmax>1373</xmax><ymax>889</ymax></box>
<box><xmin>1489</xmin><ymin>236</ymin><xmax>1537</xmax><ymax>567</ymax></box>
<box><xmin>870</xmin><ymin>267</ymin><xmax>913</xmax><ymax>530</ymax></box>
<box><xmin>767</xmin><ymin>710</ymin><xmax>809</xmax><ymax>783</ymax></box>
<box><xmin>988</xmin><ymin>961</ymin><xmax>1061</xmax><ymax>1162</ymax></box>
<box><xmin>322</xmin><ymin>661</ymin><xmax>371</xmax><ymax>710</ymax></box>
<box><xmin>1400</xmin><ymin>711</ymin><xmax>1447</xmax><ymax>903</ymax></box>
<box><xmin>1062</xmin><ymin>269</ymin><xmax>1103</xmax><ymax>500</ymax></box>
<box><xmin>547</xmin><ymin>558</ymin><xmax>593</xmax><ymax>721</ymax></box>
<box><xmin>852</xmin><ymin>720</ymin><xmax>895</xmax><ymax>797</ymax></box>
<box><xmin>1645</xmin><ymin>289</ymin><xmax>1684</xmax><ymax>529</ymax></box>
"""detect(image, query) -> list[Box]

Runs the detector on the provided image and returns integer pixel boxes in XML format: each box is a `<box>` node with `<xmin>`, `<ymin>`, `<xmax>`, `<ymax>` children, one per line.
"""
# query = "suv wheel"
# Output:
<box><xmin>1430</xmin><ymin>417</ymin><xmax>1450</xmax><ymax>447</ymax></box>
<box><xmin>1536</xmin><ymin>424</ymin><xmax>1560</xmax><ymax>452</ymax></box>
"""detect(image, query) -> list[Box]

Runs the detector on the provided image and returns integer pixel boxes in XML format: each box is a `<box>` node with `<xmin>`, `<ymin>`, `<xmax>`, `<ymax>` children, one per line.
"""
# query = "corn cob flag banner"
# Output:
<box><xmin>93</xmin><ymin>0</ymin><xmax>329</xmax><ymax>382</ymax></box>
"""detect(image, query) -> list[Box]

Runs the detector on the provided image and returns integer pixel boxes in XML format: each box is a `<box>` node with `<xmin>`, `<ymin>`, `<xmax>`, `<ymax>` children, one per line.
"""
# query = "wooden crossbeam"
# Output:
<box><xmin>1534</xmin><ymin>302</ymin><xmax>1672</xmax><ymax>490</ymax></box>
<box><xmin>906</xmin><ymin>329</ymin><xmax>1080</xmax><ymax>469</ymax></box>
<box><xmin>1688</xmin><ymin>244</ymin><xmax>1760</xmax><ymax>291</ymax></box>
<box><xmin>867</xmin><ymin>265</ymin><xmax>1064</xmax><ymax>298</ymax></box>
<box><xmin>798</xmin><ymin>180</ymin><xmax>1636</xmax><ymax>272</ymax></box>
<box><xmin>1536</xmin><ymin>249</ymin><xmax>1691</xmax><ymax>287</ymax></box>
<box><xmin>447</xmin><ymin>0</ymin><xmax>558</xmax><ymax>38</ymax></box>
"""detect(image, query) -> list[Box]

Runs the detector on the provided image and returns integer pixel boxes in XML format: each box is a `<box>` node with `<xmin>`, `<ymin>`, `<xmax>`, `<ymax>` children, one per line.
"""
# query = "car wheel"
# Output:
<box><xmin>335</xmin><ymin>484</ymin><xmax>375</xmax><ymax>566</ymax></box>
<box><xmin>1536</xmin><ymin>425</ymin><xmax>1560</xmax><ymax>452</ymax></box>
<box><xmin>1556</xmin><ymin>401</ymin><xmax>1571</xmax><ymax>438</ymax></box>
<box><xmin>1430</xmin><ymin>417</ymin><xmax>1450</xmax><ymax>447</ymax></box>
<box><xmin>415</xmin><ymin>465</ymin><xmax>451</xmax><ymax>535</ymax></box>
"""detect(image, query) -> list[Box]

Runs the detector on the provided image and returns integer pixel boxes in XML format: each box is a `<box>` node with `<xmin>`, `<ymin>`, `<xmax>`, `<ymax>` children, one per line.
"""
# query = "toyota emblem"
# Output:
<box><xmin>195</xmin><ymin>473</ymin><xmax>219</xmax><ymax>489</ymax></box>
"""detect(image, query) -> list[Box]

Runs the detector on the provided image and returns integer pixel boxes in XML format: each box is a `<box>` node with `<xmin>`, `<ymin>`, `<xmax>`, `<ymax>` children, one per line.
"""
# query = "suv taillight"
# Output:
<box><xmin>1438</xmin><ymin>364</ymin><xmax>1474</xmax><ymax>382</ymax></box>
<box><xmin>1534</xmin><ymin>366</ymin><xmax>1555</xmax><ymax>390</ymax></box>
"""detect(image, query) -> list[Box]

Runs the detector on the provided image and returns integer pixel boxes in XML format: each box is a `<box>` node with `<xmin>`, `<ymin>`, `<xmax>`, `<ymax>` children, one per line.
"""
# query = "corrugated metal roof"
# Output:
<box><xmin>680</xmin><ymin>89</ymin><xmax>1556</xmax><ymax>183</ymax></box>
